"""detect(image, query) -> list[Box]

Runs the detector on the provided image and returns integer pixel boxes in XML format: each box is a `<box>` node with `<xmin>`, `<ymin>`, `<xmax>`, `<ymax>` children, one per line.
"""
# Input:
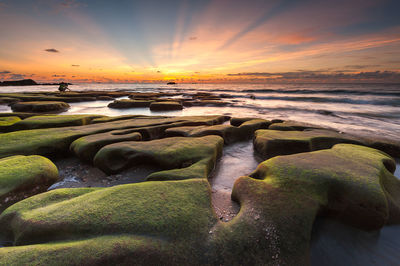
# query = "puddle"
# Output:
<box><xmin>209</xmin><ymin>140</ymin><xmax>262</xmax><ymax>222</ymax></box>
<box><xmin>394</xmin><ymin>159</ymin><xmax>400</xmax><ymax>179</ymax></box>
<box><xmin>311</xmin><ymin>218</ymin><xmax>400</xmax><ymax>265</ymax></box>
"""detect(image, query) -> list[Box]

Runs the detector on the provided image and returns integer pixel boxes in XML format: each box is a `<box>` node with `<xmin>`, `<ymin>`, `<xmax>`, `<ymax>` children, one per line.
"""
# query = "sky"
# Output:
<box><xmin>0</xmin><ymin>0</ymin><xmax>400</xmax><ymax>83</ymax></box>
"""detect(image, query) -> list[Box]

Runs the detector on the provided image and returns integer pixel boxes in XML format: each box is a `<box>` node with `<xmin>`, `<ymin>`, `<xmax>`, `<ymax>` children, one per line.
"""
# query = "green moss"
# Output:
<box><xmin>150</xmin><ymin>101</ymin><xmax>183</xmax><ymax>111</ymax></box>
<box><xmin>0</xmin><ymin>116</ymin><xmax>227</xmax><ymax>158</ymax></box>
<box><xmin>9</xmin><ymin>115</ymin><xmax>104</xmax><ymax>131</ymax></box>
<box><xmin>11</xmin><ymin>101</ymin><xmax>70</xmax><ymax>113</ymax></box>
<box><xmin>0</xmin><ymin>179</ymin><xmax>216</xmax><ymax>245</ymax></box>
<box><xmin>108</xmin><ymin>99</ymin><xmax>153</xmax><ymax>109</ymax></box>
<box><xmin>268</xmin><ymin>121</ymin><xmax>322</xmax><ymax>131</ymax></box>
<box><xmin>165</xmin><ymin>119</ymin><xmax>269</xmax><ymax>144</ymax></box>
<box><xmin>254</xmin><ymin>129</ymin><xmax>363</xmax><ymax>159</ymax></box>
<box><xmin>0</xmin><ymin>155</ymin><xmax>58</xmax><ymax>212</ymax></box>
<box><xmin>71</xmin><ymin>131</ymin><xmax>142</xmax><ymax>162</ymax></box>
<box><xmin>93</xmin><ymin>136</ymin><xmax>224</xmax><ymax>178</ymax></box>
<box><xmin>0</xmin><ymin>116</ymin><xmax>21</xmax><ymax>131</ymax></box>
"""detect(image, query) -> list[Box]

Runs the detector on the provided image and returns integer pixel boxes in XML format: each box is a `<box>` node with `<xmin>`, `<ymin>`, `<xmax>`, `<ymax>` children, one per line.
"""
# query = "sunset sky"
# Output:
<box><xmin>0</xmin><ymin>0</ymin><xmax>400</xmax><ymax>83</ymax></box>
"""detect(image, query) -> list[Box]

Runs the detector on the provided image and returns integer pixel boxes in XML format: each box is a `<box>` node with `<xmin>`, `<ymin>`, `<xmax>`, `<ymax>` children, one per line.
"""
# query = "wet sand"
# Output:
<box><xmin>209</xmin><ymin>140</ymin><xmax>262</xmax><ymax>222</ymax></box>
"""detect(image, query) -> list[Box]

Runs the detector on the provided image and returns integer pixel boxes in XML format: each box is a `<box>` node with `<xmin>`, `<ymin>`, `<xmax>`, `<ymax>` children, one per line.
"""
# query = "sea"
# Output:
<box><xmin>1</xmin><ymin>82</ymin><xmax>399</xmax><ymax>141</ymax></box>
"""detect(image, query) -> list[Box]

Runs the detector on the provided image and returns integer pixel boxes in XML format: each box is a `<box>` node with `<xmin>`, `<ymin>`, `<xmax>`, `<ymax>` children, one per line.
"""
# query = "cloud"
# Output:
<box><xmin>58</xmin><ymin>0</ymin><xmax>86</xmax><ymax>10</ymax></box>
<box><xmin>0</xmin><ymin>70</ymin><xmax>11</xmax><ymax>74</ymax></box>
<box><xmin>189</xmin><ymin>37</ymin><xmax>198</xmax><ymax>41</ymax></box>
<box><xmin>71</xmin><ymin>64</ymin><xmax>80</xmax><ymax>67</ymax></box>
<box><xmin>44</xmin><ymin>48</ymin><xmax>60</xmax><ymax>53</ymax></box>
<box><xmin>52</xmin><ymin>74</ymin><xmax>66</xmax><ymax>77</ymax></box>
<box><xmin>344</xmin><ymin>64</ymin><xmax>381</xmax><ymax>69</ymax></box>
<box><xmin>226</xmin><ymin>70</ymin><xmax>400</xmax><ymax>82</ymax></box>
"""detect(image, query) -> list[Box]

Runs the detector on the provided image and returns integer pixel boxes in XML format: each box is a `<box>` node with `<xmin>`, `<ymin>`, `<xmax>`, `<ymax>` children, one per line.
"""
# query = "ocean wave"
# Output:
<box><xmin>242</xmin><ymin>88</ymin><xmax>400</xmax><ymax>97</ymax></box>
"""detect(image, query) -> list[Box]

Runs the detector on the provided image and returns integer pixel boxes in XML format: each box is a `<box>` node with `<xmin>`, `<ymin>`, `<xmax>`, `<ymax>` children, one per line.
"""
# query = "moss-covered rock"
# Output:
<box><xmin>94</xmin><ymin>135</ymin><xmax>224</xmax><ymax>180</ymax></box>
<box><xmin>108</xmin><ymin>99</ymin><xmax>152</xmax><ymax>109</ymax></box>
<box><xmin>10</xmin><ymin>101</ymin><xmax>70</xmax><ymax>113</ymax></box>
<box><xmin>150</xmin><ymin>101</ymin><xmax>183</xmax><ymax>111</ymax></box>
<box><xmin>71</xmin><ymin>131</ymin><xmax>142</xmax><ymax>162</ymax></box>
<box><xmin>230</xmin><ymin>117</ymin><xmax>256</xmax><ymax>127</ymax></box>
<box><xmin>0</xmin><ymin>116</ymin><xmax>21</xmax><ymax>132</ymax></box>
<box><xmin>219</xmin><ymin>144</ymin><xmax>399</xmax><ymax>264</ymax></box>
<box><xmin>0</xmin><ymin>155</ymin><xmax>58</xmax><ymax>212</ymax></box>
<box><xmin>0</xmin><ymin>97</ymin><xmax>20</xmax><ymax>104</ymax></box>
<box><xmin>166</xmin><ymin>119</ymin><xmax>270</xmax><ymax>144</ymax></box>
<box><xmin>0</xmin><ymin>180</ymin><xmax>216</xmax><ymax>247</ymax></box>
<box><xmin>268</xmin><ymin>121</ymin><xmax>322</xmax><ymax>131</ymax></box>
<box><xmin>254</xmin><ymin>129</ymin><xmax>363</xmax><ymax>159</ymax></box>
<box><xmin>9</xmin><ymin>115</ymin><xmax>103</xmax><ymax>131</ymax></box>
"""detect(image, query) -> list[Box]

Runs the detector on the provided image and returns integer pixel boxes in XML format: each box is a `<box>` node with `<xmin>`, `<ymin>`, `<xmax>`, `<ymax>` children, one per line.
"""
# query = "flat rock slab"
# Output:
<box><xmin>150</xmin><ymin>101</ymin><xmax>183</xmax><ymax>111</ymax></box>
<box><xmin>71</xmin><ymin>131</ymin><xmax>142</xmax><ymax>162</ymax></box>
<box><xmin>108</xmin><ymin>99</ymin><xmax>152</xmax><ymax>109</ymax></box>
<box><xmin>9</xmin><ymin>115</ymin><xmax>103</xmax><ymax>131</ymax></box>
<box><xmin>93</xmin><ymin>135</ymin><xmax>224</xmax><ymax>180</ymax></box>
<box><xmin>254</xmin><ymin>129</ymin><xmax>363</xmax><ymax>159</ymax></box>
<box><xmin>0</xmin><ymin>116</ymin><xmax>21</xmax><ymax>132</ymax></box>
<box><xmin>10</xmin><ymin>101</ymin><xmax>70</xmax><ymax>113</ymax></box>
<box><xmin>0</xmin><ymin>155</ymin><xmax>58</xmax><ymax>212</ymax></box>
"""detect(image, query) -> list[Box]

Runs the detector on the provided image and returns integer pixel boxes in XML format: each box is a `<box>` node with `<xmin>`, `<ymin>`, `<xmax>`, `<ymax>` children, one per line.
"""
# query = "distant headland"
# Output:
<box><xmin>0</xmin><ymin>79</ymin><xmax>71</xmax><ymax>86</ymax></box>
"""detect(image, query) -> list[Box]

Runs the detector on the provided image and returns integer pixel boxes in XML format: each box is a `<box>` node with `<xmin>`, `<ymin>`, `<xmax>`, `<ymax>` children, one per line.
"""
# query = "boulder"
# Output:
<box><xmin>0</xmin><ymin>155</ymin><xmax>58</xmax><ymax>212</ymax></box>
<box><xmin>108</xmin><ymin>99</ymin><xmax>152</xmax><ymax>109</ymax></box>
<box><xmin>71</xmin><ymin>131</ymin><xmax>142</xmax><ymax>162</ymax></box>
<box><xmin>93</xmin><ymin>135</ymin><xmax>224</xmax><ymax>180</ymax></box>
<box><xmin>150</xmin><ymin>101</ymin><xmax>183</xmax><ymax>111</ymax></box>
<box><xmin>10</xmin><ymin>101</ymin><xmax>70</xmax><ymax>113</ymax></box>
<box><xmin>254</xmin><ymin>129</ymin><xmax>363</xmax><ymax>159</ymax></box>
<box><xmin>268</xmin><ymin>121</ymin><xmax>322</xmax><ymax>131</ymax></box>
<box><xmin>9</xmin><ymin>115</ymin><xmax>103</xmax><ymax>131</ymax></box>
<box><xmin>0</xmin><ymin>116</ymin><xmax>21</xmax><ymax>132</ymax></box>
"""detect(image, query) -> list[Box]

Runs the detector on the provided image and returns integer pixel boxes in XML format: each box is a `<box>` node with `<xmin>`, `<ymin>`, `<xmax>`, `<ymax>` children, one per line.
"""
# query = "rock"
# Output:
<box><xmin>93</xmin><ymin>135</ymin><xmax>224</xmax><ymax>179</ymax></box>
<box><xmin>0</xmin><ymin>79</ymin><xmax>37</xmax><ymax>86</ymax></box>
<box><xmin>10</xmin><ymin>101</ymin><xmax>70</xmax><ymax>113</ymax></box>
<box><xmin>165</xmin><ymin>119</ymin><xmax>270</xmax><ymax>144</ymax></box>
<box><xmin>230</xmin><ymin>117</ymin><xmax>256</xmax><ymax>127</ymax></box>
<box><xmin>0</xmin><ymin>116</ymin><xmax>21</xmax><ymax>132</ymax></box>
<box><xmin>268</xmin><ymin>121</ymin><xmax>322</xmax><ymax>131</ymax></box>
<box><xmin>108</xmin><ymin>99</ymin><xmax>152</xmax><ymax>109</ymax></box>
<box><xmin>9</xmin><ymin>115</ymin><xmax>103</xmax><ymax>131</ymax></box>
<box><xmin>0</xmin><ymin>116</ymin><xmax>227</xmax><ymax>159</ymax></box>
<box><xmin>0</xmin><ymin>155</ymin><xmax>58</xmax><ymax>212</ymax></box>
<box><xmin>96</xmin><ymin>96</ymin><xmax>114</xmax><ymax>101</ymax></box>
<box><xmin>228</xmin><ymin>144</ymin><xmax>400</xmax><ymax>264</ymax></box>
<box><xmin>0</xmin><ymin>97</ymin><xmax>20</xmax><ymax>104</ymax></box>
<box><xmin>254</xmin><ymin>129</ymin><xmax>363</xmax><ymax>159</ymax></box>
<box><xmin>71</xmin><ymin>131</ymin><xmax>142</xmax><ymax>162</ymax></box>
<box><xmin>150</xmin><ymin>101</ymin><xmax>183</xmax><ymax>111</ymax></box>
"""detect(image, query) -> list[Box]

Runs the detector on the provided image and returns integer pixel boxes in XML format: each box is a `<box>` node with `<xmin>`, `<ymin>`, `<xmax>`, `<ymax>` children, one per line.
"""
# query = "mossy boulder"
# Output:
<box><xmin>0</xmin><ymin>155</ymin><xmax>58</xmax><ymax>212</ymax></box>
<box><xmin>9</xmin><ymin>115</ymin><xmax>103</xmax><ymax>131</ymax></box>
<box><xmin>0</xmin><ymin>97</ymin><xmax>19</xmax><ymax>104</ymax></box>
<box><xmin>165</xmin><ymin>119</ymin><xmax>270</xmax><ymax>144</ymax></box>
<box><xmin>0</xmin><ymin>180</ymin><xmax>216</xmax><ymax>252</ymax></box>
<box><xmin>71</xmin><ymin>131</ymin><xmax>142</xmax><ymax>162</ymax></box>
<box><xmin>150</xmin><ymin>101</ymin><xmax>183</xmax><ymax>111</ymax></box>
<box><xmin>254</xmin><ymin>129</ymin><xmax>363</xmax><ymax>159</ymax></box>
<box><xmin>94</xmin><ymin>135</ymin><xmax>224</xmax><ymax>180</ymax></box>
<box><xmin>230</xmin><ymin>117</ymin><xmax>256</xmax><ymax>127</ymax></box>
<box><xmin>0</xmin><ymin>116</ymin><xmax>228</xmax><ymax>159</ymax></box>
<box><xmin>225</xmin><ymin>144</ymin><xmax>400</xmax><ymax>264</ymax></box>
<box><xmin>268</xmin><ymin>121</ymin><xmax>322</xmax><ymax>131</ymax></box>
<box><xmin>108</xmin><ymin>99</ymin><xmax>152</xmax><ymax>109</ymax></box>
<box><xmin>10</xmin><ymin>101</ymin><xmax>70</xmax><ymax>113</ymax></box>
<box><xmin>0</xmin><ymin>116</ymin><xmax>21</xmax><ymax>132</ymax></box>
